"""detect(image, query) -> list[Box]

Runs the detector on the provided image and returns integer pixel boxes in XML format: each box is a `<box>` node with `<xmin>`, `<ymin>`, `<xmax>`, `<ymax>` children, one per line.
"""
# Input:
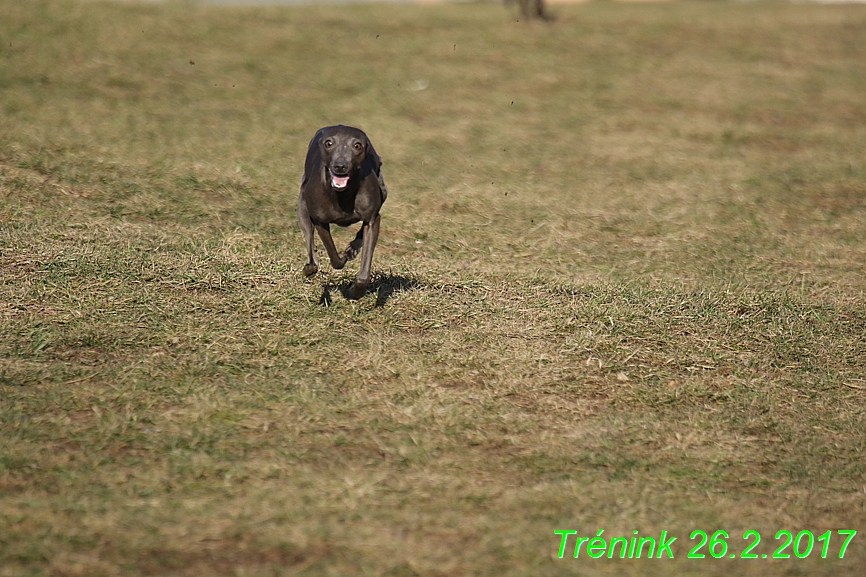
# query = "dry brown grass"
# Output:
<box><xmin>2</xmin><ymin>1</ymin><xmax>866</xmax><ymax>575</ymax></box>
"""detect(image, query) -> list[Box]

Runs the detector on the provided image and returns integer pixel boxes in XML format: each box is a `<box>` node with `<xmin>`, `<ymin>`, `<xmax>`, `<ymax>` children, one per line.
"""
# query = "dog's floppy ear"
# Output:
<box><xmin>303</xmin><ymin>128</ymin><xmax>328</xmax><ymax>188</ymax></box>
<box><xmin>365</xmin><ymin>135</ymin><xmax>387</xmax><ymax>203</ymax></box>
<box><xmin>365</xmin><ymin>135</ymin><xmax>382</xmax><ymax>174</ymax></box>
<box><xmin>308</xmin><ymin>128</ymin><xmax>323</xmax><ymax>154</ymax></box>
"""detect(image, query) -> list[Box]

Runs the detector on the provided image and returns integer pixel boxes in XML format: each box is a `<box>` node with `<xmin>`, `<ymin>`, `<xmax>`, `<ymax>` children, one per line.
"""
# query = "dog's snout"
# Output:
<box><xmin>331</xmin><ymin>161</ymin><xmax>349</xmax><ymax>175</ymax></box>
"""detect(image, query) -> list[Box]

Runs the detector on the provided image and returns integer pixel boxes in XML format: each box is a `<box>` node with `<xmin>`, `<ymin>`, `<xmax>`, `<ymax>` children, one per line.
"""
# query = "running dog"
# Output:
<box><xmin>297</xmin><ymin>125</ymin><xmax>388</xmax><ymax>300</ymax></box>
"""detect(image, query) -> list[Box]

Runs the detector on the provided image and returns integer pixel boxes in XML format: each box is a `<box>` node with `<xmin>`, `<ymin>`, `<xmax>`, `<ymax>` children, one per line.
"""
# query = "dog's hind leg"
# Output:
<box><xmin>314</xmin><ymin>223</ymin><xmax>348</xmax><ymax>270</ymax></box>
<box><xmin>347</xmin><ymin>214</ymin><xmax>380</xmax><ymax>300</ymax></box>
<box><xmin>342</xmin><ymin>228</ymin><xmax>364</xmax><ymax>262</ymax></box>
<box><xmin>297</xmin><ymin>194</ymin><xmax>319</xmax><ymax>277</ymax></box>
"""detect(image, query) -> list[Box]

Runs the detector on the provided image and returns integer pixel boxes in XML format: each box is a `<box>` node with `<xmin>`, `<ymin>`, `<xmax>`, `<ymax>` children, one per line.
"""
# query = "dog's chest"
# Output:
<box><xmin>309</xmin><ymin>189</ymin><xmax>374</xmax><ymax>227</ymax></box>
<box><xmin>309</xmin><ymin>181</ymin><xmax>380</xmax><ymax>226</ymax></box>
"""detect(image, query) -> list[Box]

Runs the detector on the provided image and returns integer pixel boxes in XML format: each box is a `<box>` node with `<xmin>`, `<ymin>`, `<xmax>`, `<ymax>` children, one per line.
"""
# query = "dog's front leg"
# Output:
<box><xmin>297</xmin><ymin>196</ymin><xmax>319</xmax><ymax>277</ymax></box>
<box><xmin>314</xmin><ymin>223</ymin><xmax>348</xmax><ymax>270</ymax></box>
<box><xmin>341</xmin><ymin>228</ymin><xmax>364</xmax><ymax>262</ymax></box>
<box><xmin>347</xmin><ymin>213</ymin><xmax>380</xmax><ymax>300</ymax></box>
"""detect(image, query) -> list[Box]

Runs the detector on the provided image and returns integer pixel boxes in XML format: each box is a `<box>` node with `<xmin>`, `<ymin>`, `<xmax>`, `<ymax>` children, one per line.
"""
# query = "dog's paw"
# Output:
<box><xmin>303</xmin><ymin>263</ymin><xmax>319</xmax><ymax>277</ymax></box>
<box><xmin>341</xmin><ymin>246</ymin><xmax>360</xmax><ymax>262</ymax></box>
<box><xmin>347</xmin><ymin>281</ymin><xmax>368</xmax><ymax>300</ymax></box>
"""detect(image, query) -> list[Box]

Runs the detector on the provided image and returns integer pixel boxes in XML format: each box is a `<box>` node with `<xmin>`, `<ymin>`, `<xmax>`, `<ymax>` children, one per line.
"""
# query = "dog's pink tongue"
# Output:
<box><xmin>331</xmin><ymin>174</ymin><xmax>350</xmax><ymax>189</ymax></box>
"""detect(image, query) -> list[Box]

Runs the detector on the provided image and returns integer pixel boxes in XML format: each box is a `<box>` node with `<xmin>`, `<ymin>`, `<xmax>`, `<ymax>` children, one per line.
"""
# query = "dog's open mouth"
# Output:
<box><xmin>329</xmin><ymin>169</ymin><xmax>350</xmax><ymax>190</ymax></box>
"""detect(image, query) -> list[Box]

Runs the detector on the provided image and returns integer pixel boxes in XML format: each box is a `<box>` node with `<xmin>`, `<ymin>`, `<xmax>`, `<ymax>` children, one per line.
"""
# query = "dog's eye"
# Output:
<box><xmin>353</xmin><ymin>142</ymin><xmax>363</xmax><ymax>151</ymax></box>
<box><xmin>324</xmin><ymin>139</ymin><xmax>334</xmax><ymax>148</ymax></box>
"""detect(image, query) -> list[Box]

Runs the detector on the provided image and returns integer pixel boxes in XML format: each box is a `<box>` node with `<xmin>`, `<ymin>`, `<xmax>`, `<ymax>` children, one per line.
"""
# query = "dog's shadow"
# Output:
<box><xmin>318</xmin><ymin>272</ymin><xmax>420</xmax><ymax>307</ymax></box>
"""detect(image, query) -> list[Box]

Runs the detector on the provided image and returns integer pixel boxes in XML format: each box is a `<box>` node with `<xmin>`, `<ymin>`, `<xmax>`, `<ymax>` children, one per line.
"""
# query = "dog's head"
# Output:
<box><xmin>318</xmin><ymin>125</ymin><xmax>370</xmax><ymax>191</ymax></box>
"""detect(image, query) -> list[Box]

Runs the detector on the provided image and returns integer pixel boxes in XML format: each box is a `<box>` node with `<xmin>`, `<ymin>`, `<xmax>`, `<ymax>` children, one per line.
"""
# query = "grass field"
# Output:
<box><xmin>2</xmin><ymin>0</ymin><xmax>866</xmax><ymax>575</ymax></box>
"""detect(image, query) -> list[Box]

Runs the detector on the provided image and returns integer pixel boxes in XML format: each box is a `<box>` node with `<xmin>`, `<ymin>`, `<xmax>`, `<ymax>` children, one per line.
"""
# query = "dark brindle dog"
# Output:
<box><xmin>297</xmin><ymin>125</ymin><xmax>388</xmax><ymax>300</ymax></box>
